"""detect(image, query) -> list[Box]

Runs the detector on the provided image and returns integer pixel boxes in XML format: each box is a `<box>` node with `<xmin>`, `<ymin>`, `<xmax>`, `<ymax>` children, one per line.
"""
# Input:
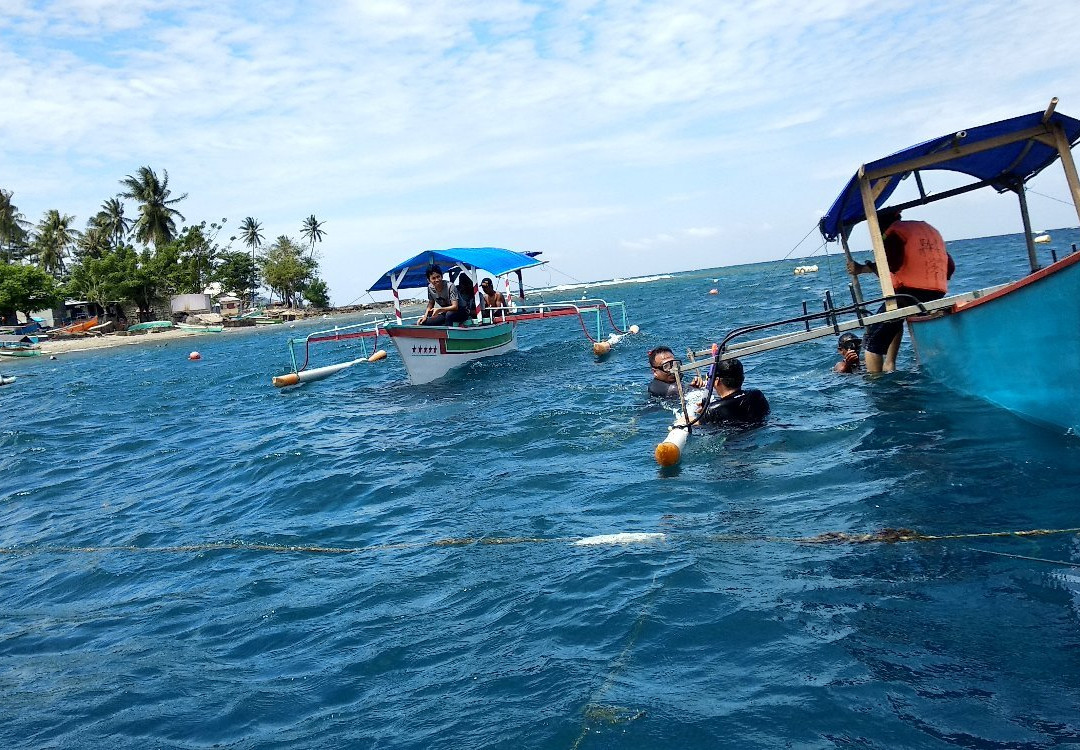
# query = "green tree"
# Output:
<box><xmin>96</xmin><ymin>197</ymin><xmax>132</xmax><ymax>248</ymax></box>
<box><xmin>239</xmin><ymin>216</ymin><xmax>264</xmax><ymax>304</ymax></box>
<box><xmin>0</xmin><ymin>189</ymin><xmax>31</xmax><ymax>263</ymax></box>
<box><xmin>214</xmin><ymin>250</ymin><xmax>258</xmax><ymax>298</ymax></box>
<box><xmin>303</xmin><ymin>278</ymin><xmax>330</xmax><ymax>308</ymax></box>
<box><xmin>260</xmin><ymin>235</ymin><xmax>314</xmax><ymax>308</ymax></box>
<box><xmin>113</xmin><ymin>247</ymin><xmax>170</xmax><ymax>321</ymax></box>
<box><xmin>76</xmin><ymin>219</ymin><xmax>112</xmax><ymax>260</ymax></box>
<box><xmin>33</xmin><ymin>209</ymin><xmax>79</xmax><ymax>277</ymax></box>
<box><xmin>300</xmin><ymin>214</ymin><xmax>326</xmax><ymax>258</ymax></box>
<box><xmin>64</xmin><ymin>250</ymin><xmax>122</xmax><ymax>320</ymax></box>
<box><xmin>0</xmin><ymin>263</ymin><xmax>63</xmax><ymax>321</ymax></box>
<box><xmin>119</xmin><ymin>166</ymin><xmax>187</xmax><ymax>249</ymax></box>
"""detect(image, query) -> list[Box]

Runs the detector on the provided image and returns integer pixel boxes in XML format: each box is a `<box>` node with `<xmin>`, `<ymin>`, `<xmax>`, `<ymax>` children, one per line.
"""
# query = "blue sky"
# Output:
<box><xmin>2</xmin><ymin>0</ymin><xmax>1079</xmax><ymax>305</ymax></box>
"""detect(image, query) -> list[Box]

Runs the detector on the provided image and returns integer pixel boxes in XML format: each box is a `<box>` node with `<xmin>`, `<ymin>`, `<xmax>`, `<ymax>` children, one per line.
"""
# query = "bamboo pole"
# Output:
<box><xmin>857</xmin><ymin>167</ymin><xmax>896</xmax><ymax>309</ymax></box>
<box><xmin>1016</xmin><ymin>185</ymin><xmax>1040</xmax><ymax>273</ymax></box>
<box><xmin>1050</xmin><ymin>123</ymin><xmax>1080</xmax><ymax>227</ymax></box>
<box><xmin>839</xmin><ymin>229</ymin><xmax>864</xmax><ymax>303</ymax></box>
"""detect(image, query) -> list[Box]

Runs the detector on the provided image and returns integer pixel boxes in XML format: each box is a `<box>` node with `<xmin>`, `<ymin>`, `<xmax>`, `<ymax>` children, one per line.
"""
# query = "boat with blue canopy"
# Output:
<box><xmin>656</xmin><ymin>98</ymin><xmax>1080</xmax><ymax>464</ymax></box>
<box><xmin>368</xmin><ymin>247</ymin><xmax>637</xmax><ymax>385</ymax></box>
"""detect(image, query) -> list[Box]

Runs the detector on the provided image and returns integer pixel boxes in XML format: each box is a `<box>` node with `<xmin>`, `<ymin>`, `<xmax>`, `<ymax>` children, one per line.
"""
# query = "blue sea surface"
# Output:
<box><xmin>2</xmin><ymin>230</ymin><xmax>1080</xmax><ymax>748</ymax></box>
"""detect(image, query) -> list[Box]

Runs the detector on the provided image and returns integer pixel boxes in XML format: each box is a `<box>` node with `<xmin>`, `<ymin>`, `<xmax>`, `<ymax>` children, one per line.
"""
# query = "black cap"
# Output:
<box><xmin>838</xmin><ymin>332</ymin><xmax>862</xmax><ymax>349</ymax></box>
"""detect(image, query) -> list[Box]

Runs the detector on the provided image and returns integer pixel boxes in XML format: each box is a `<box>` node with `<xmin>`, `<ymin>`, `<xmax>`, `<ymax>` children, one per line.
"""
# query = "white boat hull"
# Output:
<box><xmin>386</xmin><ymin>322</ymin><xmax>517</xmax><ymax>384</ymax></box>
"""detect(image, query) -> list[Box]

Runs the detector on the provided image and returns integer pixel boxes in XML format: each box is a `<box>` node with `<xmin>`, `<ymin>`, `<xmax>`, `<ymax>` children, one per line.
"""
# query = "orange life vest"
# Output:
<box><xmin>885</xmin><ymin>221</ymin><xmax>949</xmax><ymax>293</ymax></box>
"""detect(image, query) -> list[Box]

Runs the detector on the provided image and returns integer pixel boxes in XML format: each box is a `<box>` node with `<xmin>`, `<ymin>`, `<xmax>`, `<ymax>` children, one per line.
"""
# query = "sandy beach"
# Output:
<box><xmin>35</xmin><ymin>326</ymin><xmax>259</xmax><ymax>355</ymax></box>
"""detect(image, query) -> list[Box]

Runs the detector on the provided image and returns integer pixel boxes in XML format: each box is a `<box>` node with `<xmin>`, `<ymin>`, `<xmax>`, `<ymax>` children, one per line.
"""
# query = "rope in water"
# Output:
<box><xmin>2</xmin><ymin>526</ymin><xmax>1078</xmax><ymax>557</ymax></box>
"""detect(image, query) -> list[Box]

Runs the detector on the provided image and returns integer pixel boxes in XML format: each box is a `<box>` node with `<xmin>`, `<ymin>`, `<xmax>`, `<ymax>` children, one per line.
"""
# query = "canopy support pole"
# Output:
<box><xmin>390</xmin><ymin>269</ymin><xmax>408</xmax><ymax>323</ymax></box>
<box><xmin>857</xmin><ymin>167</ymin><xmax>896</xmax><ymax>309</ymax></box>
<box><xmin>1015</xmin><ymin>184</ymin><xmax>1040</xmax><ymax>273</ymax></box>
<box><xmin>1050</xmin><ymin>123</ymin><xmax>1080</xmax><ymax>227</ymax></box>
<box><xmin>839</xmin><ymin>228</ymin><xmax>864</xmax><ymax>303</ymax></box>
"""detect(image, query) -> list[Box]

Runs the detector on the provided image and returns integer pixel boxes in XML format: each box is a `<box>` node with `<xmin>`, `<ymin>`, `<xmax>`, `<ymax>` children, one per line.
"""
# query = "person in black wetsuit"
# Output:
<box><xmin>647</xmin><ymin>346</ymin><xmax>703</xmax><ymax>399</ymax></box>
<box><xmin>697</xmin><ymin>357</ymin><xmax>769</xmax><ymax>425</ymax></box>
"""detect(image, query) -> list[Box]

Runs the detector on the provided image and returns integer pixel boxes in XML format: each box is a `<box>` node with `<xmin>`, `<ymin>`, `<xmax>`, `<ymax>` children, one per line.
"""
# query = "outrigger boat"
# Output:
<box><xmin>176</xmin><ymin>322</ymin><xmax>224</xmax><ymax>333</ymax></box>
<box><xmin>0</xmin><ymin>335</ymin><xmax>42</xmax><ymax>358</ymax></box>
<box><xmin>368</xmin><ymin>247</ymin><xmax>637</xmax><ymax>385</ymax></box>
<box><xmin>656</xmin><ymin>98</ymin><xmax>1080</xmax><ymax>465</ymax></box>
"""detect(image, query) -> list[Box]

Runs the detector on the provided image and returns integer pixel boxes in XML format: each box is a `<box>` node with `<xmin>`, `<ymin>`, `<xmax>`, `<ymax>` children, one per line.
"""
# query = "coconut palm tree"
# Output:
<box><xmin>34</xmin><ymin>209</ymin><xmax>78</xmax><ymax>277</ymax></box>
<box><xmin>300</xmin><ymin>214</ymin><xmax>326</xmax><ymax>259</ymax></box>
<box><xmin>0</xmin><ymin>188</ymin><xmax>31</xmax><ymax>263</ymax></box>
<box><xmin>118</xmin><ymin>166</ymin><xmax>187</xmax><ymax>249</ymax></box>
<box><xmin>239</xmin><ymin>217</ymin><xmax>264</xmax><ymax>306</ymax></box>
<box><xmin>97</xmin><ymin>197</ymin><xmax>133</xmax><ymax>248</ymax></box>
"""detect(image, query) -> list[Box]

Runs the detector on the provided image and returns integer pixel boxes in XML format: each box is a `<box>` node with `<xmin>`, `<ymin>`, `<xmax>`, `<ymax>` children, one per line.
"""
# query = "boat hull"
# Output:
<box><xmin>909</xmin><ymin>252</ymin><xmax>1080</xmax><ymax>433</ymax></box>
<box><xmin>0</xmin><ymin>348</ymin><xmax>41</xmax><ymax>358</ymax></box>
<box><xmin>386</xmin><ymin>322</ymin><xmax>516</xmax><ymax>384</ymax></box>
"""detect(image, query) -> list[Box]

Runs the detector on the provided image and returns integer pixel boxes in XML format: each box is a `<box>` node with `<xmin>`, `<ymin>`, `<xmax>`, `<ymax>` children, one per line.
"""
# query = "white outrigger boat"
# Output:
<box><xmin>368</xmin><ymin>247</ymin><xmax>637</xmax><ymax>385</ymax></box>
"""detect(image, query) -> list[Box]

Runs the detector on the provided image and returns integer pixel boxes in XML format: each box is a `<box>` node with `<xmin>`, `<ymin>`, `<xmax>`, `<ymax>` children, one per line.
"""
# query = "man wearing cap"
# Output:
<box><xmin>696</xmin><ymin>358</ymin><xmax>770</xmax><ymax>425</ymax></box>
<box><xmin>847</xmin><ymin>208</ymin><xmax>955</xmax><ymax>373</ymax></box>
<box><xmin>834</xmin><ymin>332</ymin><xmax>862</xmax><ymax>373</ymax></box>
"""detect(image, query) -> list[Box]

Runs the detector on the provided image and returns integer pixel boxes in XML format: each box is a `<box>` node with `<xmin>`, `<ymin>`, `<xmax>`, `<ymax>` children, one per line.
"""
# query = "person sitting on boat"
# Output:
<box><xmin>419</xmin><ymin>265</ymin><xmax>468</xmax><ymax>326</ymax></box>
<box><xmin>648</xmin><ymin>346</ymin><xmax>704</xmax><ymax>399</ymax></box>
<box><xmin>846</xmin><ymin>208</ymin><xmax>955</xmax><ymax>373</ymax></box>
<box><xmin>479</xmin><ymin>277</ymin><xmax>507</xmax><ymax>320</ymax></box>
<box><xmin>696</xmin><ymin>357</ymin><xmax>770</xmax><ymax>425</ymax></box>
<box><xmin>834</xmin><ymin>332</ymin><xmax>862</xmax><ymax>374</ymax></box>
<box><xmin>457</xmin><ymin>274</ymin><xmax>477</xmax><ymax>322</ymax></box>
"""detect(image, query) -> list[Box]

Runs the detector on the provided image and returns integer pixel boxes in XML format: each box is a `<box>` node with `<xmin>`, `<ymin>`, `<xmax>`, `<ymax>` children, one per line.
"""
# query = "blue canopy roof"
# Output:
<box><xmin>819</xmin><ymin>109</ymin><xmax>1080</xmax><ymax>241</ymax></box>
<box><xmin>368</xmin><ymin>247</ymin><xmax>545</xmax><ymax>291</ymax></box>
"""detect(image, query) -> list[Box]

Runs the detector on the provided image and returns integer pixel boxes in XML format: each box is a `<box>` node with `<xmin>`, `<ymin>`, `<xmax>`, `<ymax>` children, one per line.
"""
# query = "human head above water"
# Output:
<box><xmin>838</xmin><ymin>332</ymin><xmax>862</xmax><ymax>351</ymax></box>
<box><xmin>712</xmin><ymin>357</ymin><xmax>745</xmax><ymax>390</ymax></box>
<box><xmin>648</xmin><ymin>346</ymin><xmax>674</xmax><ymax>369</ymax></box>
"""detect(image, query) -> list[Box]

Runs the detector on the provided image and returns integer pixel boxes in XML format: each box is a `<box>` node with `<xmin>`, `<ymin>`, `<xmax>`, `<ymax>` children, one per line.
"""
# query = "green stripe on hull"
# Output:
<box><xmin>445</xmin><ymin>328</ymin><xmax>514</xmax><ymax>352</ymax></box>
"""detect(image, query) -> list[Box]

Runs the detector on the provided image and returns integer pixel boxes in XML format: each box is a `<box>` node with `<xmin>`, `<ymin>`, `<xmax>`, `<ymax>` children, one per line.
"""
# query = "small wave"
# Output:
<box><xmin>538</xmin><ymin>274</ymin><xmax>675</xmax><ymax>293</ymax></box>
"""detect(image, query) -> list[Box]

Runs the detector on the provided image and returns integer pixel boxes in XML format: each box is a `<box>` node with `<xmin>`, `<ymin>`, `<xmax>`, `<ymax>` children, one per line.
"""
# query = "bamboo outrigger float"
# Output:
<box><xmin>657</xmin><ymin>98</ymin><xmax>1080</xmax><ymax>464</ymax></box>
<box><xmin>369</xmin><ymin>247</ymin><xmax>637</xmax><ymax>385</ymax></box>
<box><xmin>271</xmin><ymin>315</ymin><xmax>390</xmax><ymax>388</ymax></box>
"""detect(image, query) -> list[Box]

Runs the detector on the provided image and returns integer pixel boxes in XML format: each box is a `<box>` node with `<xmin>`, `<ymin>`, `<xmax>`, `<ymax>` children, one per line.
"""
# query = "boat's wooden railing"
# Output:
<box><xmin>677</xmin><ymin>284</ymin><xmax>1008</xmax><ymax>373</ymax></box>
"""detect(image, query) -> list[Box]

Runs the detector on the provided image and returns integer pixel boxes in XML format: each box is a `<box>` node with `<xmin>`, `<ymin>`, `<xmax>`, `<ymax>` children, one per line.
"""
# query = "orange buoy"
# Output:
<box><xmin>368</xmin><ymin>349</ymin><xmax>387</xmax><ymax>362</ymax></box>
<box><xmin>629</xmin><ymin>324</ymin><xmax>640</xmax><ymax>334</ymax></box>
<box><xmin>188</xmin><ymin>351</ymin><xmax>202</xmax><ymax>360</ymax></box>
<box><xmin>272</xmin><ymin>372</ymin><xmax>300</xmax><ymax>388</ymax></box>
<box><xmin>655</xmin><ymin>426</ymin><xmax>689</xmax><ymax>466</ymax></box>
<box><xmin>593</xmin><ymin>340</ymin><xmax>612</xmax><ymax>357</ymax></box>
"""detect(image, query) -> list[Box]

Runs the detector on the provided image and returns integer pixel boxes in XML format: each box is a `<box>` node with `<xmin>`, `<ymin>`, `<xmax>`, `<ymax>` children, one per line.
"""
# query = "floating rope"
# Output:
<box><xmin>2</xmin><ymin>526</ymin><xmax>1078</xmax><ymax>558</ymax></box>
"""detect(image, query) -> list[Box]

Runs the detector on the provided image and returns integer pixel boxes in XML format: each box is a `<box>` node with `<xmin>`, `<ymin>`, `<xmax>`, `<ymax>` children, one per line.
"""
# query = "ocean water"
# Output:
<box><xmin>2</xmin><ymin>229</ymin><xmax>1080</xmax><ymax>749</ymax></box>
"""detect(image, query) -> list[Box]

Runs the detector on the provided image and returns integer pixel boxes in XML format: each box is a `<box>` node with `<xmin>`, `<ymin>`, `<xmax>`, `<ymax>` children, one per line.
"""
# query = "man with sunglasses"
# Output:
<box><xmin>833</xmin><ymin>332</ymin><xmax>862</xmax><ymax>373</ymax></box>
<box><xmin>648</xmin><ymin>346</ymin><xmax>704</xmax><ymax>399</ymax></box>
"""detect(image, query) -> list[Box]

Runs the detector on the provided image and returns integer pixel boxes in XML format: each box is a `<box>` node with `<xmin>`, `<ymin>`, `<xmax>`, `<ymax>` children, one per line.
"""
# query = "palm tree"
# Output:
<box><xmin>300</xmin><ymin>214</ymin><xmax>326</xmax><ymax>259</ymax></box>
<box><xmin>97</xmin><ymin>197</ymin><xmax>132</xmax><ymax>248</ymax></box>
<box><xmin>239</xmin><ymin>216</ymin><xmax>264</xmax><ymax>306</ymax></box>
<box><xmin>0</xmin><ymin>188</ymin><xmax>31</xmax><ymax>263</ymax></box>
<box><xmin>118</xmin><ymin>166</ymin><xmax>187</xmax><ymax>249</ymax></box>
<box><xmin>34</xmin><ymin>209</ymin><xmax>79</xmax><ymax>277</ymax></box>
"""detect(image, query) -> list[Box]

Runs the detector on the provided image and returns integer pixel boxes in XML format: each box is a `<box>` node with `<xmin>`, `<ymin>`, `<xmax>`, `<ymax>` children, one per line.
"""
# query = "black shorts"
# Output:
<box><xmin>863</xmin><ymin>289</ymin><xmax>945</xmax><ymax>355</ymax></box>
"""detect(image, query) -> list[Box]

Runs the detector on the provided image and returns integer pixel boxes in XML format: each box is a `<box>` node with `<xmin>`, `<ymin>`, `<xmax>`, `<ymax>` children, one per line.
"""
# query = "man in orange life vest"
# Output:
<box><xmin>847</xmin><ymin>208</ymin><xmax>955</xmax><ymax>373</ymax></box>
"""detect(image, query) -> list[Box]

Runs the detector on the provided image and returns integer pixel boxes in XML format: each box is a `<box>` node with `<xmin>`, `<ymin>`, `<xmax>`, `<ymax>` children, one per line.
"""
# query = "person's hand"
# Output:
<box><xmin>843</xmin><ymin>349</ymin><xmax>859</xmax><ymax>366</ymax></box>
<box><xmin>690</xmin><ymin>375</ymin><xmax>705</xmax><ymax>388</ymax></box>
<box><xmin>846</xmin><ymin>259</ymin><xmax>860</xmax><ymax>275</ymax></box>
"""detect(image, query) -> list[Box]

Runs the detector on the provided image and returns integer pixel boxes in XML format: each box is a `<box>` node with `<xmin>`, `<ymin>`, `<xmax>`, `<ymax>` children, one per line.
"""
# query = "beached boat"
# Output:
<box><xmin>176</xmin><ymin>322</ymin><xmax>224</xmax><ymax>333</ymax></box>
<box><xmin>656</xmin><ymin>98</ymin><xmax>1080</xmax><ymax>464</ymax></box>
<box><xmin>127</xmin><ymin>320</ymin><xmax>174</xmax><ymax>332</ymax></box>
<box><xmin>51</xmin><ymin>316</ymin><xmax>99</xmax><ymax>335</ymax></box>
<box><xmin>0</xmin><ymin>374</ymin><xmax>16</xmax><ymax>385</ymax></box>
<box><xmin>0</xmin><ymin>335</ymin><xmax>42</xmax><ymax>357</ymax></box>
<box><xmin>366</xmin><ymin>247</ymin><xmax>637</xmax><ymax>385</ymax></box>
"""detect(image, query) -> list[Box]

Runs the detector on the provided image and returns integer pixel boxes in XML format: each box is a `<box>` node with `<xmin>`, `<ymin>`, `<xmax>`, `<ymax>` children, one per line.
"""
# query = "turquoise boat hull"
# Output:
<box><xmin>909</xmin><ymin>251</ymin><xmax>1080</xmax><ymax>433</ymax></box>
